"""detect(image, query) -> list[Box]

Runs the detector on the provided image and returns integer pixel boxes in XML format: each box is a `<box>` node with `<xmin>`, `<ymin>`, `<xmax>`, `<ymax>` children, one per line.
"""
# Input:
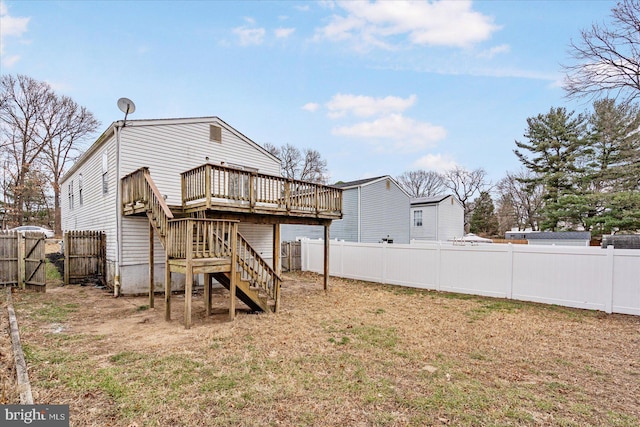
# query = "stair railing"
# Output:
<box><xmin>235</xmin><ymin>232</ymin><xmax>281</xmax><ymax>303</ymax></box>
<box><xmin>122</xmin><ymin>168</ymin><xmax>174</xmax><ymax>242</ymax></box>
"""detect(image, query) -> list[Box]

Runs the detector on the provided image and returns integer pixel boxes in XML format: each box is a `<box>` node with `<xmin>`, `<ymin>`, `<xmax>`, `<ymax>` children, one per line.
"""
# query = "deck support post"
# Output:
<box><xmin>185</xmin><ymin>220</ymin><xmax>194</xmax><ymax>329</ymax></box>
<box><xmin>273</xmin><ymin>224</ymin><xmax>281</xmax><ymax>277</ymax></box>
<box><xmin>165</xmin><ymin>254</ymin><xmax>171</xmax><ymax>321</ymax></box>
<box><xmin>149</xmin><ymin>222</ymin><xmax>154</xmax><ymax>308</ymax></box>
<box><xmin>204</xmin><ymin>273</ymin><xmax>212</xmax><ymax>316</ymax></box>
<box><xmin>324</xmin><ymin>225</ymin><xmax>330</xmax><ymax>291</ymax></box>
<box><xmin>229</xmin><ymin>223</ymin><xmax>238</xmax><ymax>320</ymax></box>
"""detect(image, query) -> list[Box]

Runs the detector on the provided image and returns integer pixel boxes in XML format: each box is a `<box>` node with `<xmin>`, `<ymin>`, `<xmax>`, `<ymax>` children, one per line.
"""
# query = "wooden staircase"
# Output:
<box><xmin>122</xmin><ymin>168</ymin><xmax>281</xmax><ymax>328</ymax></box>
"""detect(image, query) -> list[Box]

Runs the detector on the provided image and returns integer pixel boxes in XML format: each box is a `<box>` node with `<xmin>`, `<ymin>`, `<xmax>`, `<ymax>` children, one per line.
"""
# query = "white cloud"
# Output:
<box><xmin>1</xmin><ymin>54</ymin><xmax>20</xmax><ymax>67</ymax></box>
<box><xmin>0</xmin><ymin>2</ymin><xmax>29</xmax><ymax>38</ymax></box>
<box><xmin>332</xmin><ymin>113</ymin><xmax>446</xmax><ymax>152</ymax></box>
<box><xmin>275</xmin><ymin>27</ymin><xmax>295</xmax><ymax>38</ymax></box>
<box><xmin>412</xmin><ymin>153</ymin><xmax>457</xmax><ymax>172</ymax></box>
<box><xmin>0</xmin><ymin>1</ymin><xmax>30</xmax><ymax>60</ymax></box>
<box><xmin>302</xmin><ymin>102</ymin><xmax>320</xmax><ymax>112</ymax></box>
<box><xmin>326</xmin><ymin>93</ymin><xmax>417</xmax><ymax>118</ymax></box>
<box><xmin>477</xmin><ymin>43</ymin><xmax>510</xmax><ymax>59</ymax></box>
<box><xmin>233</xmin><ymin>26</ymin><xmax>266</xmax><ymax>46</ymax></box>
<box><xmin>315</xmin><ymin>0</ymin><xmax>499</xmax><ymax>50</ymax></box>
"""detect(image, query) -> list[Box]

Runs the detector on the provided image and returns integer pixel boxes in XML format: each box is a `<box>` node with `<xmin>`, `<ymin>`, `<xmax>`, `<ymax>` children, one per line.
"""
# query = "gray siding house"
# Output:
<box><xmin>410</xmin><ymin>195</ymin><xmax>464</xmax><ymax>242</ymax></box>
<box><xmin>281</xmin><ymin>176</ymin><xmax>411</xmax><ymax>244</ymax></box>
<box><xmin>61</xmin><ymin>116</ymin><xmax>341</xmax><ymax>297</ymax></box>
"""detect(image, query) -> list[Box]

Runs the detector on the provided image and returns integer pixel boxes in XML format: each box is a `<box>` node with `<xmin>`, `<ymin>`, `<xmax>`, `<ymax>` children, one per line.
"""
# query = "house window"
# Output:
<box><xmin>78</xmin><ymin>174</ymin><xmax>83</xmax><ymax>206</ymax></box>
<box><xmin>414</xmin><ymin>210</ymin><xmax>422</xmax><ymax>227</ymax></box>
<box><xmin>210</xmin><ymin>125</ymin><xmax>222</xmax><ymax>143</ymax></box>
<box><xmin>68</xmin><ymin>181</ymin><xmax>74</xmax><ymax>210</ymax></box>
<box><xmin>102</xmin><ymin>152</ymin><xmax>108</xmax><ymax>194</ymax></box>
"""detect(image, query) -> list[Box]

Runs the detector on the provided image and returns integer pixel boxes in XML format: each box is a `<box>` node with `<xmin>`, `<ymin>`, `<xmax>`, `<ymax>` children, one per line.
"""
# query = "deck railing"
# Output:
<box><xmin>166</xmin><ymin>218</ymin><xmax>236</xmax><ymax>259</ymax></box>
<box><xmin>181</xmin><ymin>163</ymin><xmax>342</xmax><ymax>215</ymax></box>
<box><xmin>166</xmin><ymin>218</ymin><xmax>280</xmax><ymax>302</ymax></box>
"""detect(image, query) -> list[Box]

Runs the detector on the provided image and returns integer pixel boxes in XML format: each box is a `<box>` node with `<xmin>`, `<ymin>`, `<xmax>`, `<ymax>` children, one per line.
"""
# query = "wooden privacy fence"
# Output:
<box><xmin>0</xmin><ymin>231</ymin><xmax>46</xmax><ymax>291</ymax></box>
<box><xmin>64</xmin><ymin>231</ymin><xmax>106</xmax><ymax>286</ymax></box>
<box><xmin>281</xmin><ymin>241</ymin><xmax>301</xmax><ymax>272</ymax></box>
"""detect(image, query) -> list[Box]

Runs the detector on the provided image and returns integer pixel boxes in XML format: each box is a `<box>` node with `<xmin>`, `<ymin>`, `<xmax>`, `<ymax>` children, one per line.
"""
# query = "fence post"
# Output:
<box><xmin>17</xmin><ymin>232</ymin><xmax>25</xmax><ymax>289</ymax></box>
<box><xmin>604</xmin><ymin>245</ymin><xmax>614</xmax><ymax>314</ymax></box>
<box><xmin>63</xmin><ymin>233</ymin><xmax>70</xmax><ymax>286</ymax></box>
<box><xmin>436</xmin><ymin>241</ymin><xmax>442</xmax><ymax>291</ymax></box>
<box><xmin>381</xmin><ymin>242</ymin><xmax>387</xmax><ymax>284</ymax></box>
<box><xmin>506</xmin><ymin>243</ymin><xmax>514</xmax><ymax>300</ymax></box>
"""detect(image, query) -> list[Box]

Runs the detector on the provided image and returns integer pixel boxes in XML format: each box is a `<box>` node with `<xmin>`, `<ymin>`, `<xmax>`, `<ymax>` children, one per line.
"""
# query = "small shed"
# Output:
<box><xmin>410</xmin><ymin>195</ymin><xmax>464</xmax><ymax>242</ymax></box>
<box><xmin>526</xmin><ymin>231</ymin><xmax>591</xmax><ymax>247</ymax></box>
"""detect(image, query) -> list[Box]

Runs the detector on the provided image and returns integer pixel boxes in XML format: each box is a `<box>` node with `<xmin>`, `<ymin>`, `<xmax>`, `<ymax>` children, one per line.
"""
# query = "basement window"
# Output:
<box><xmin>210</xmin><ymin>125</ymin><xmax>222</xmax><ymax>143</ymax></box>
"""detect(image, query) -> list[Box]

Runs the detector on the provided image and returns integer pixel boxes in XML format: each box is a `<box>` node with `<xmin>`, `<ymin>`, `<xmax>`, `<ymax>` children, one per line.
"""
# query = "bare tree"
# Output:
<box><xmin>40</xmin><ymin>94</ymin><xmax>100</xmax><ymax>236</ymax></box>
<box><xmin>495</xmin><ymin>170</ymin><xmax>545</xmax><ymax>231</ymax></box>
<box><xmin>442</xmin><ymin>166</ymin><xmax>489</xmax><ymax>232</ymax></box>
<box><xmin>300</xmin><ymin>148</ymin><xmax>328</xmax><ymax>184</ymax></box>
<box><xmin>264</xmin><ymin>142</ymin><xmax>329</xmax><ymax>184</ymax></box>
<box><xmin>0</xmin><ymin>74</ymin><xmax>53</xmax><ymax>225</ymax></box>
<box><xmin>396</xmin><ymin>170</ymin><xmax>445</xmax><ymax>197</ymax></box>
<box><xmin>564</xmin><ymin>0</ymin><xmax>640</xmax><ymax>104</ymax></box>
<box><xmin>0</xmin><ymin>74</ymin><xmax>99</xmax><ymax>233</ymax></box>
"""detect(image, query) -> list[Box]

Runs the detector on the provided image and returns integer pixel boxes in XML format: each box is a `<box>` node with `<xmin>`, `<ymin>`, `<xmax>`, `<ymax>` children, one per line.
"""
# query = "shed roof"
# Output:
<box><xmin>333</xmin><ymin>176</ymin><xmax>388</xmax><ymax>188</ymax></box>
<box><xmin>411</xmin><ymin>195</ymin><xmax>454</xmax><ymax>206</ymax></box>
<box><xmin>526</xmin><ymin>231</ymin><xmax>591</xmax><ymax>240</ymax></box>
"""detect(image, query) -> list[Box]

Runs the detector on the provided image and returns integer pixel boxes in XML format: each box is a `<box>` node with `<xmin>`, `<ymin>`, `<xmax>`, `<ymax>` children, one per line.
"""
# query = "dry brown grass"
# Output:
<box><xmin>3</xmin><ymin>271</ymin><xmax>640</xmax><ymax>426</ymax></box>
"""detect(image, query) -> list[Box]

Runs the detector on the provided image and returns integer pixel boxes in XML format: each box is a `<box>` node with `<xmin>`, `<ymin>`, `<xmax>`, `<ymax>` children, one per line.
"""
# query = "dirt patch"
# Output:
<box><xmin>0</xmin><ymin>291</ymin><xmax>18</xmax><ymax>404</ymax></box>
<box><xmin>4</xmin><ymin>272</ymin><xmax>640</xmax><ymax>426</ymax></box>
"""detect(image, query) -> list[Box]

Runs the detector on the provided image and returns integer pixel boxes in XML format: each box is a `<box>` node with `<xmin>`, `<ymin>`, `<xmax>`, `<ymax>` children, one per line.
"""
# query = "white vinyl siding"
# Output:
<box><xmin>360</xmin><ymin>178</ymin><xmax>410</xmax><ymax>244</ymax></box>
<box><xmin>410</xmin><ymin>196</ymin><xmax>464</xmax><ymax>242</ymax></box>
<box><xmin>62</xmin><ymin>132</ymin><xmax>118</xmax><ymax>261</ymax></box>
<box><xmin>331</xmin><ymin>188</ymin><xmax>359</xmax><ymax>242</ymax></box>
<box><xmin>119</xmin><ymin>120</ymin><xmax>280</xmax><ymax>204</ymax></box>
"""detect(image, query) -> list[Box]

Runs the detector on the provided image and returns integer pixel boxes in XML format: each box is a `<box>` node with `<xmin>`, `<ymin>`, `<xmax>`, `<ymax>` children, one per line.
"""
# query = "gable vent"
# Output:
<box><xmin>209</xmin><ymin>125</ymin><xmax>222</xmax><ymax>143</ymax></box>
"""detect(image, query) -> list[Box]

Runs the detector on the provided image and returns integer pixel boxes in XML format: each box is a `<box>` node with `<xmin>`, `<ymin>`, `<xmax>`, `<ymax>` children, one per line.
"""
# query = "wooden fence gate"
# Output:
<box><xmin>63</xmin><ymin>231</ymin><xmax>106</xmax><ymax>286</ymax></box>
<box><xmin>0</xmin><ymin>231</ymin><xmax>46</xmax><ymax>291</ymax></box>
<box><xmin>281</xmin><ymin>241</ymin><xmax>301</xmax><ymax>272</ymax></box>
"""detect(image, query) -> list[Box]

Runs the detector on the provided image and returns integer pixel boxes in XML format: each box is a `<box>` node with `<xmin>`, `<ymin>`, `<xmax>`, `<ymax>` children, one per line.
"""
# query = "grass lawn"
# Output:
<box><xmin>3</xmin><ymin>271</ymin><xmax>640</xmax><ymax>426</ymax></box>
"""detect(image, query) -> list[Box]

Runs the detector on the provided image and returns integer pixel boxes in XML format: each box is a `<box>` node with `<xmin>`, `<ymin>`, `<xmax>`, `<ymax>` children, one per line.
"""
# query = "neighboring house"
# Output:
<box><xmin>281</xmin><ymin>176</ymin><xmax>411</xmax><ymax>244</ymax></box>
<box><xmin>410</xmin><ymin>195</ymin><xmax>464</xmax><ymax>242</ymax></box>
<box><xmin>61</xmin><ymin>116</ymin><xmax>341</xmax><ymax>325</ymax></box>
<box><xmin>525</xmin><ymin>231</ymin><xmax>591</xmax><ymax>246</ymax></box>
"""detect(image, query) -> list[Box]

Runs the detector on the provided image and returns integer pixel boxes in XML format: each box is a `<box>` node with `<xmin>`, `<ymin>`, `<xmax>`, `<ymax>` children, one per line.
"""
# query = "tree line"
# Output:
<box><xmin>0</xmin><ymin>74</ymin><xmax>100</xmax><ymax>236</ymax></box>
<box><xmin>3</xmin><ymin>1</ymin><xmax>639</xmax><ymax>240</ymax></box>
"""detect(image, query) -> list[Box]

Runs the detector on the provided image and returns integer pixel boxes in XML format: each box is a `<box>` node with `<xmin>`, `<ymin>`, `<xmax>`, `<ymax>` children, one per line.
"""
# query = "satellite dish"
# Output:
<box><xmin>117</xmin><ymin>97</ymin><xmax>136</xmax><ymax>122</ymax></box>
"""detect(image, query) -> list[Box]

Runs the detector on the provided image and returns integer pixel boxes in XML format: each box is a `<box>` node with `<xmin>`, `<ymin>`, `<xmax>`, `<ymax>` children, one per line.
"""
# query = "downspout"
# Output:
<box><xmin>113</xmin><ymin>121</ymin><xmax>124</xmax><ymax>296</ymax></box>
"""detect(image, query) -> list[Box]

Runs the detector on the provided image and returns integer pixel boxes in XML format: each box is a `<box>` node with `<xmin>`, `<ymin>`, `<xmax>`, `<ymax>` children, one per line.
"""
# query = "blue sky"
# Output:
<box><xmin>0</xmin><ymin>0</ymin><xmax>615</xmax><ymax>185</ymax></box>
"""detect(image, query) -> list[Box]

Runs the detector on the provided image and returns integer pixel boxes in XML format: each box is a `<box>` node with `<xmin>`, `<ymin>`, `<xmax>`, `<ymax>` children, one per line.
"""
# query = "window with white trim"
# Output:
<box><xmin>102</xmin><ymin>152</ymin><xmax>108</xmax><ymax>194</ymax></box>
<box><xmin>413</xmin><ymin>210</ymin><xmax>422</xmax><ymax>227</ymax></box>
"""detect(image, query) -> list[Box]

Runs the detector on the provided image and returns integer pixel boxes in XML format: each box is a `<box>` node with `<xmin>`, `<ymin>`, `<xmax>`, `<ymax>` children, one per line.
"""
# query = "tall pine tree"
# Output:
<box><xmin>514</xmin><ymin>107</ymin><xmax>588</xmax><ymax>230</ymax></box>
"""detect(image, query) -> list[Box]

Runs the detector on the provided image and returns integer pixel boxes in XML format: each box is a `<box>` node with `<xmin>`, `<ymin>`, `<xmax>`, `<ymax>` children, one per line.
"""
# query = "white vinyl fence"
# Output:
<box><xmin>301</xmin><ymin>240</ymin><xmax>640</xmax><ymax>316</ymax></box>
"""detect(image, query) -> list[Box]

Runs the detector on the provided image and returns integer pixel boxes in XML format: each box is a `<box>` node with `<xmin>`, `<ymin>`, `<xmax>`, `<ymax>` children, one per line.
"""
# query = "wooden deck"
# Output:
<box><xmin>120</xmin><ymin>166</ymin><xmax>338</xmax><ymax>328</ymax></box>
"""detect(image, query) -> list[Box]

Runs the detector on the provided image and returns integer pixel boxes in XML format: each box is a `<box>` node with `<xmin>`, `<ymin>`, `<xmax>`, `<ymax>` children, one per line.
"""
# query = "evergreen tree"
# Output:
<box><xmin>469</xmin><ymin>191</ymin><xmax>499</xmax><ymax>237</ymax></box>
<box><xmin>514</xmin><ymin>107</ymin><xmax>588</xmax><ymax>230</ymax></box>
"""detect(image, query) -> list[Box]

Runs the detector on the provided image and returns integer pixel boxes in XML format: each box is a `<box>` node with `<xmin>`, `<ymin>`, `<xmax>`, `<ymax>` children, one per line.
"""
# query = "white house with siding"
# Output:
<box><xmin>410</xmin><ymin>195</ymin><xmax>464</xmax><ymax>242</ymax></box>
<box><xmin>61</xmin><ymin>116</ymin><xmax>341</xmax><ymax>300</ymax></box>
<box><xmin>281</xmin><ymin>175</ymin><xmax>411</xmax><ymax>244</ymax></box>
